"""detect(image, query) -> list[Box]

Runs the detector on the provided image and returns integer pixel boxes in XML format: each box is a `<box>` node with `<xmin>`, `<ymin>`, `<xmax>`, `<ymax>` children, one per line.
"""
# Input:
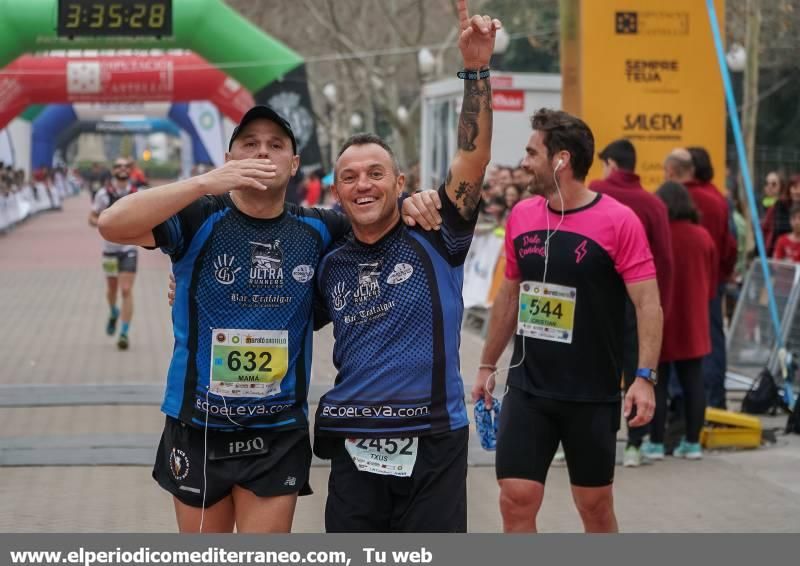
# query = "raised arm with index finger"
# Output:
<box><xmin>444</xmin><ymin>0</ymin><xmax>502</xmax><ymax>220</ymax></box>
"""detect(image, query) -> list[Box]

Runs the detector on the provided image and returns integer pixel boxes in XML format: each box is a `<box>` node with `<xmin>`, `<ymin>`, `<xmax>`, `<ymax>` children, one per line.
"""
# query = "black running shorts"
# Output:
<box><xmin>322</xmin><ymin>427</ymin><xmax>468</xmax><ymax>532</ymax></box>
<box><xmin>496</xmin><ymin>387</ymin><xmax>620</xmax><ymax>488</ymax></box>
<box><xmin>152</xmin><ymin>416</ymin><xmax>312</xmax><ymax>508</ymax></box>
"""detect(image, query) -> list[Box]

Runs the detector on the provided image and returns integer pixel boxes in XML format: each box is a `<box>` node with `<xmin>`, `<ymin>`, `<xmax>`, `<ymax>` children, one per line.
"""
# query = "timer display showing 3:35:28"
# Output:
<box><xmin>62</xmin><ymin>2</ymin><xmax>168</xmax><ymax>30</ymax></box>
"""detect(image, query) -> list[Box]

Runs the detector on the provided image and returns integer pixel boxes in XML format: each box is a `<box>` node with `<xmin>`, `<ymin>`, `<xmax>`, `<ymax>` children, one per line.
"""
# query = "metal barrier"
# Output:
<box><xmin>726</xmin><ymin>259</ymin><xmax>800</xmax><ymax>392</ymax></box>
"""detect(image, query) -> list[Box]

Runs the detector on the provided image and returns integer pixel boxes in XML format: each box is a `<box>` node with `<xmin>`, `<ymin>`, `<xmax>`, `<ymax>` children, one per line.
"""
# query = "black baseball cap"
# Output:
<box><xmin>228</xmin><ymin>105</ymin><xmax>297</xmax><ymax>154</ymax></box>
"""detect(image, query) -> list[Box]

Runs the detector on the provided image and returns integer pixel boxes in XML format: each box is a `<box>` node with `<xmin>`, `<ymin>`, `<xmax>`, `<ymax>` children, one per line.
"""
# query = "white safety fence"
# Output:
<box><xmin>726</xmin><ymin>259</ymin><xmax>800</xmax><ymax>393</ymax></box>
<box><xmin>0</xmin><ymin>174</ymin><xmax>79</xmax><ymax>233</ymax></box>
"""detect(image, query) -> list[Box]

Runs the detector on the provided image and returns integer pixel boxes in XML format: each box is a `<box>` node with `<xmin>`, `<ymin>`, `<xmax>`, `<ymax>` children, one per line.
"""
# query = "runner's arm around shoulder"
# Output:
<box><xmin>626</xmin><ymin>278</ymin><xmax>663</xmax><ymax>371</ymax></box>
<box><xmin>98</xmin><ymin>158</ymin><xmax>276</xmax><ymax>247</ymax></box>
<box><xmin>444</xmin><ymin>4</ymin><xmax>501</xmax><ymax>220</ymax></box>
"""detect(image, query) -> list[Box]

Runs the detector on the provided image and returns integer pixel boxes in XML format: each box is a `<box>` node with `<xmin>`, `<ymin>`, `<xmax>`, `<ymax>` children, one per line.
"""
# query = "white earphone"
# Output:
<box><xmin>555</xmin><ymin>157</ymin><xmax>564</xmax><ymax>171</ymax></box>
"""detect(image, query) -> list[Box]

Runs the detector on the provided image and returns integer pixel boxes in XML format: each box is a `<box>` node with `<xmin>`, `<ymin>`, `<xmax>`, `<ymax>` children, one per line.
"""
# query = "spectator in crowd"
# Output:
<box><xmin>504</xmin><ymin>184</ymin><xmax>522</xmax><ymax>211</ymax></box>
<box><xmin>496</xmin><ymin>166</ymin><xmax>514</xmax><ymax>195</ymax></box>
<box><xmin>762</xmin><ymin>173</ymin><xmax>799</xmax><ymax>257</ymax></box>
<box><xmin>0</xmin><ymin>163</ymin><xmax>10</xmax><ymax>196</ymax></box>
<box><xmin>302</xmin><ymin>169</ymin><xmax>323</xmax><ymax>206</ymax></box>
<box><xmin>762</xmin><ymin>171</ymin><xmax>783</xmax><ymax>211</ymax></box>
<box><xmin>725</xmin><ymin>164</ymin><xmax>738</xmax><ymax>200</ymax></box>
<box><xmin>493</xmin><ymin>165</ymin><xmax>513</xmax><ymax>197</ymax></box>
<box><xmin>665</xmin><ymin>147</ymin><xmax>735</xmax><ymax>409</ymax></box>
<box><xmin>86</xmin><ymin>162</ymin><xmax>111</xmax><ymax>202</ymax></box>
<box><xmin>724</xmin><ymin>196</ymin><xmax>749</xmax><ymax>321</ymax></box>
<box><xmin>127</xmin><ymin>159</ymin><xmax>148</xmax><ymax>188</ymax></box>
<box><xmin>590</xmin><ymin>139</ymin><xmax>674</xmax><ymax>466</ymax></box>
<box><xmin>644</xmin><ymin>181</ymin><xmax>715</xmax><ymax>461</ymax></box>
<box><xmin>512</xmin><ymin>165</ymin><xmax>532</xmax><ymax>193</ymax></box>
<box><xmin>486</xmin><ymin>195</ymin><xmax>507</xmax><ymax>223</ymax></box>
<box><xmin>477</xmin><ymin>182</ymin><xmax>494</xmax><ymax>218</ymax></box>
<box><xmin>773</xmin><ymin>204</ymin><xmax>800</xmax><ymax>263</ymax></box>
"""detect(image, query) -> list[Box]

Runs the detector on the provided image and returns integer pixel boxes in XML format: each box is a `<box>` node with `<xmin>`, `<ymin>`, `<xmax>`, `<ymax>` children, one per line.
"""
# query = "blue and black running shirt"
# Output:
<box><xmin>314</xmin><ymin>185</ymin><xmax>477</xmax><ymax>438</ymax></box>
<box><xmin>152</xmin><ymin>194</ymin><xmax>349</xmax><ymax>431</ymax></box>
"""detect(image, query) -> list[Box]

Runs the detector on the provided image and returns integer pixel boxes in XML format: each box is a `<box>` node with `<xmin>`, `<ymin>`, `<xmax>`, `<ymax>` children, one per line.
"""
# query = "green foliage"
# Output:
<box><xmin>483</xmin><ymin>0</ymin><xmax>559</xmax><ymax>73</ymax></box>
<box><xmin>754</xmin><ymin>68</ymin><xmax>800</xmax><ymax>151</ymax></box>
<box><xmin>142</xmin><ymin>162</ymin><xmax>181</xmax><ymax>179</ymax></box>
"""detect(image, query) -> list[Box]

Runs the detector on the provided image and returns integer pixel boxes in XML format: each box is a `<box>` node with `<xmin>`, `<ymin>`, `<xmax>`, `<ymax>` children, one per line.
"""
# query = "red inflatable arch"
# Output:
<box><xmin>0</xmin><ymin>53</ymin><xmax>254</xmax><ymax>129</ymax></box>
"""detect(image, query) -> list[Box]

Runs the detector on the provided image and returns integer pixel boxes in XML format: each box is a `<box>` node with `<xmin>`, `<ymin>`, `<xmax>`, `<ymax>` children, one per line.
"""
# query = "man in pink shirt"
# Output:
<box><xmin>473</xmin><ymin>109</ymin><xmax>662</xmax><ymax>532</ymax></box>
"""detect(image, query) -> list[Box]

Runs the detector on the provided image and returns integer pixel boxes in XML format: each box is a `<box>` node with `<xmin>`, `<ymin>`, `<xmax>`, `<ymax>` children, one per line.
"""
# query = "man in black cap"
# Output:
<box><xmin>98</xmin><ymin>106</ymin><xmax>440</xmax><ymax>533</ymax></box>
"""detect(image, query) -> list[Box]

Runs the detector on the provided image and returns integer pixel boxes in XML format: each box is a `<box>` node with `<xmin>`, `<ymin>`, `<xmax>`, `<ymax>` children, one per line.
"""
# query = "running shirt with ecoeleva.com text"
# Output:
<box><xmin>314</xmin><ymin>185</ymin><xmax>477</xmax><ymax>438</ymax></box>
<box><xmin>152</xmin><ymin>194</ymin><xmax>349</xmax><ymax>430</ymax></box>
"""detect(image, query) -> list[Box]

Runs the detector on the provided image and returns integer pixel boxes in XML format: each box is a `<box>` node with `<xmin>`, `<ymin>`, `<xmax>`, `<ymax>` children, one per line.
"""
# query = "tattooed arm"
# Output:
<box><xmin>446</xmin><ymin>77</ymin><xmax>492</xmax><ymax>219</ymax></box>
<box><xmin>445</xmin><ymin>1</ymin><xmax>501</xmax><ymax>220</ymax></box>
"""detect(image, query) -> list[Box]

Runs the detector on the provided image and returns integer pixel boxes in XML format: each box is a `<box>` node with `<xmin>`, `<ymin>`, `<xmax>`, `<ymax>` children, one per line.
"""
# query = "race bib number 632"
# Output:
<box><xmin>209</xmin><ymin>329</ymin><xmax>289</xmax><ymax>398</ymax></box>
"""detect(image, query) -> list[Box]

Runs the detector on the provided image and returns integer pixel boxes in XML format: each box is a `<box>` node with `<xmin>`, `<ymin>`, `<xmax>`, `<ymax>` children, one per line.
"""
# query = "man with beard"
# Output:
<box><xmin>472</xmin><ymin>109</ymin><xmax>662</xmax><ymax>532</ymax></box>
<box><xmin>88</xmin><ymin>157</ymin><xmax>140</xmax><ymax>350</ymax></box>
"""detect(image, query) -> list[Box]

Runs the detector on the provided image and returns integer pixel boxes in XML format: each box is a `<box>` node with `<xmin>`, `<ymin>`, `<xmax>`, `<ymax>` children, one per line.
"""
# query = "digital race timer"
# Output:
<box><xmin>58</xmin><ymin>0</ymin><xmax>173</xmax><ymax>37</ymax></box>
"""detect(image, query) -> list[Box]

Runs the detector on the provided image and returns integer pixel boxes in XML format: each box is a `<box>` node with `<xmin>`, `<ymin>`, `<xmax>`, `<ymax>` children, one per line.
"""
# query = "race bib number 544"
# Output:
<box><xmin>209</xmin><ymin>329</ymin><xmax>289</xmax><ymax>398</ymax></box>
<box><xmin>517</xmin><ymin>281</ymin><xmax>577</xmax><ymax>344</ymax></box>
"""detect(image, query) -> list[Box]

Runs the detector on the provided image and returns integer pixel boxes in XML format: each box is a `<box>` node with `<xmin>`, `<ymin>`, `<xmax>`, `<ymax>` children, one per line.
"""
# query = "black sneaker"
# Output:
<box><xmin>106</xmin><ymin>315</ymin><xmax>118</xmax><ymax>336</ymax></box>
<box><xmin>117</xmin><ymin>334</ymin><xmax>129</xmax><ymax>350</ymax></box>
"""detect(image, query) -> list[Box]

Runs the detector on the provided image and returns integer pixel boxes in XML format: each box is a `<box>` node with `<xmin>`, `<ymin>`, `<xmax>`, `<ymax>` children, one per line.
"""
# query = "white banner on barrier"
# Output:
<box><xmin>0</xmin><ymin>183</ymin><xmax>65</xmax><ymax>232</ymax></box>
<box><xmin>462</xmin><ymin>231</ymin><xmax>503</xmax><ymax>309</ymax></box>
<box><xmin>0</xmin><ymin>127</ymin><xmax>13</xmax><ymax>166</ymax></box>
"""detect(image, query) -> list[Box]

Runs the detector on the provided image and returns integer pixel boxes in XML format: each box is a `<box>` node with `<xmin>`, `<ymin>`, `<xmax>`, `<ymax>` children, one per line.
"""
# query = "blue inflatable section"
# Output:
<box><xmin>31</xmin><ymin>103</ymin><xmax>212</xmax><ymax>169</ymax></box>
<box><xmin>31</xmin><ymin>104</ymin><xmax>77</xmax><ymax>169</ymax></box>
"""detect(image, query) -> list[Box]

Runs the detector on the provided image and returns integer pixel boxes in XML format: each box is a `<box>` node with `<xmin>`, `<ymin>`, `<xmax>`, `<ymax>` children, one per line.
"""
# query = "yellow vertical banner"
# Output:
<box><xmin>561</xmin><ymin>0</ymin><xmax>725</xmax><ymax>191</ymax></box>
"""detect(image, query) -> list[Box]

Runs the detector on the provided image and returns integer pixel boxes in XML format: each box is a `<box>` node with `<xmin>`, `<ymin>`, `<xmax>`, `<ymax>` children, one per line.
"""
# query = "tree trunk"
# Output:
<box><xmin>741</xmin><ymin>0</ymin><xmax>761</xmax><ymax>249</ymax></box>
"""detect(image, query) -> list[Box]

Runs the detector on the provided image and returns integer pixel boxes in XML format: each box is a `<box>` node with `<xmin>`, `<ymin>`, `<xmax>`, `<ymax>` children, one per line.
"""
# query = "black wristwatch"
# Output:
<box><xmin>635</xmin><ymin>368</ymin><xmax>658</xmax><ymax>386</ymax></box>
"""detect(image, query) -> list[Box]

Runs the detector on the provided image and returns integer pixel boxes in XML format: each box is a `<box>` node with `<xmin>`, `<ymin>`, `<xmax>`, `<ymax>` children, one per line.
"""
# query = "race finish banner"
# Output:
<box><xmin>560</xmin><ymin>0</ymin><xmax>725</xmax><ymax>191</ymax></box>
<box><xmin>1</xmin><ymin>534</ymin><xmax>796</xmax><ymax>566</ymax></box>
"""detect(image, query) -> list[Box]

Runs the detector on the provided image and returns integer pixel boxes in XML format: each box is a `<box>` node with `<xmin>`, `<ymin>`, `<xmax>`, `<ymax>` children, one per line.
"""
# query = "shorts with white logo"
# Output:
<box><xmin>322</xmin><ymin>427</ymin><xmax>468</xmax><ymax>532</ymax></box>
<box><xmin>152</xmin><ymin>416</ymin><xmax>312</xmax><ymax>508</ymax></box>
<box><xmin>102</xmin><ymin>250</ymin><xmax>138</xmax><ymax>274</ymax></box>
<box><xmin>496</xmin><ymin>387</ymin><xmax>620</xmax><ymax>488</ymax></box>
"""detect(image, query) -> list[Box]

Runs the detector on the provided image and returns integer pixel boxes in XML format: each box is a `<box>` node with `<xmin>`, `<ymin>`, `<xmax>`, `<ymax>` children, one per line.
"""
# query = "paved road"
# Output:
<box><xmin>1</xmin><ymin>194</ymin><xmax>798</xmax><ymax>532</ymax></box>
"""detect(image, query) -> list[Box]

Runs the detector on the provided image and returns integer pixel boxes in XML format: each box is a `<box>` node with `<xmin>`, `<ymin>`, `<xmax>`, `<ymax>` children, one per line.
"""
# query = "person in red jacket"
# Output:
<box><xmin>773</xmin><ymin>204</ymin><xmax>800</xmax><ymax>263</ymax></box>
<box><xmin>644</xmin><ymin>181</ymin><xmax>716</xmax><ymax>461</ymax></box>
<box><xmin>762</xmin><ymin>174</ymin><xmax>800</xmax><ymax>257</ymax></box>
<box><xmin>302</xmin><ymin>169</ymin><xmax>322</xmax><ymax>206</ymax></box>
<box><xmin>664</xmin><ymin>147</ymin><xmax>735</xmax><ymax>409</ymax></box>
<box><xmin>589</xmin><ymin>139</ymin><xmax>674</xmax><ymax>467</ymax></box>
